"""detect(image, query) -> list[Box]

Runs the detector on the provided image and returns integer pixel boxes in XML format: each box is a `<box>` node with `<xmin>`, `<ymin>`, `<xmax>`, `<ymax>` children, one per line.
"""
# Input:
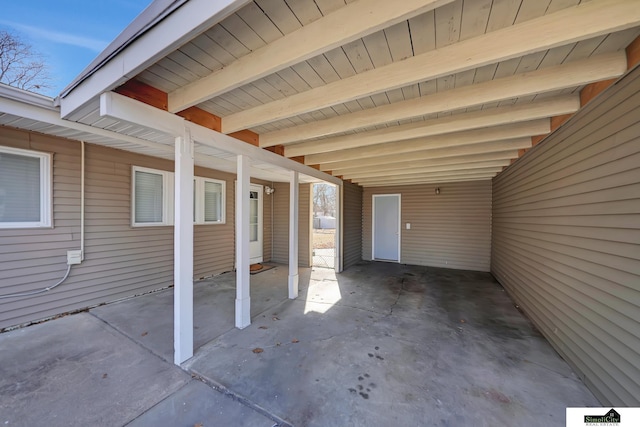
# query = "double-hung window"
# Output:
<box><xmin>132</xmin><ymin>166</ymin><xmax>225</xmax><ymax>226</ymax></box>
<box><xmin>132</xmin><ymin>166</ymin><xmax>173</xmax><ymax>226</ymax></box>
<box><xmin>0</xmin><ymin>146</ymin><xmax>51</xmax><ymax>228</ymax></box>
<box><xmin>194</xmin><ymin>177</ymin><xmax>225</xmax><ymax>224</ymax></box>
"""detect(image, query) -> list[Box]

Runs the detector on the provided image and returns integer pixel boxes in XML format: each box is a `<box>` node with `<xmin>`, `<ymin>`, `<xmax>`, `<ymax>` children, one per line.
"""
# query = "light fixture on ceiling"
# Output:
<box><xmin>435</xmin><ymin>187</ymin><xmax>441</xmax><ymax>195</ymax></box>
<box><xmin>265</xmin><ymin>186</ymin><xmax>275</xmax><ymax>195</ymax></box>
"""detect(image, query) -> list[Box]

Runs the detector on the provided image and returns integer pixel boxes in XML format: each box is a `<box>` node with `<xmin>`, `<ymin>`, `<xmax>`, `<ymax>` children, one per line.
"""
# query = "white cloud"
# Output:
<box><xmin>0</xmin><ymin>21</ymin><xmax>108</xmax><ymax>52</ymax></box>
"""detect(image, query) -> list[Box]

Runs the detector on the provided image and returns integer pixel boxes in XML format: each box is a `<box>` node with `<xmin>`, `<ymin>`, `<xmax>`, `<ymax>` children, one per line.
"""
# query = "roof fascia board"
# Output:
<box><xmin>0</xmin><ymin>84</ymin><xmax>56</xmax><ymax>110</ymax></box>
<box><xmin>60</xmin><ymin>0</ymin><xmax>251</xmax><ymax>119</ymax></box>
<box><xmin>99</xmin><ymin>92</ymin><xmax>342</xmax><ymax>185</ymax></box>
<box><xmin>0</xmin><ymin>94</ymin><xmax>175</xmax><ymax>153</ymax></box>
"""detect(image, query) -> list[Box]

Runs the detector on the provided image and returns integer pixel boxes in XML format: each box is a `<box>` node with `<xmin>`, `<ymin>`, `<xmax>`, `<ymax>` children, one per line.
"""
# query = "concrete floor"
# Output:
<box><xmin>0</xmin><ymin>262</ymin><xmax>598</xmax><ymax>426</ymax></box>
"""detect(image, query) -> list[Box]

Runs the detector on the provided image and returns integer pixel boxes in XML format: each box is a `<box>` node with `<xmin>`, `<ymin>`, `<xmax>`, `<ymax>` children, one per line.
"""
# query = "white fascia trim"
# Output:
<box><xmin>0</xmin><ymin>84</ymin><xmax>56</xmax><ymax>110</ymax></box>
<box><xmin>99</xmin><ymin>91</ymin><xmax>342</xmax><ymax>186</ymax></box>
<box><xmin>60</xmin><ymin>0</ymin><xmax>251</xmax><ymax>119</ymax></box>
<box><xmin>0</xmin><ymin>95</ymin><xmax>175</xmax><ymax>154</ymax></box>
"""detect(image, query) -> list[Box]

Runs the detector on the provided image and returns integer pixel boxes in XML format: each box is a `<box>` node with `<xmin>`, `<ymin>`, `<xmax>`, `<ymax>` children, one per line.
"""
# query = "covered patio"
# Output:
<box><xmin>0</xmin><ymin>262</ymin><xmax>597</xmax><ymax>426</ymax></box>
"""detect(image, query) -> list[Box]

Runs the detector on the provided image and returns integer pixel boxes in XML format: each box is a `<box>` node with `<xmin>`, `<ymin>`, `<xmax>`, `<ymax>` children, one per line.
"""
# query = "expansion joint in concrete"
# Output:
<box><xmin>187</xmin><ymin>369</ymin><xmax>293</xmax><ymax>427</ymax></box>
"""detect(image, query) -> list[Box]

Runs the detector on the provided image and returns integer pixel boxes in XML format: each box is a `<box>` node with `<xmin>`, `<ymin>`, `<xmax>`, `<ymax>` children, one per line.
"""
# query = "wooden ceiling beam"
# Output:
<box><xmin>176</xmin><ymin>106</ymin><xmax>222</xmax><ymax>132</ymax></box>
<box><xmin>283</xmin><ymin>96</ymin><xmax>578</xmax><ymax>156</ymax></box>
<box><xmin>115</xmin><ymin>79</ymin><xmax>168</xmax><ymax>110</ymax></box>
<box><xmin>343</xmin><ymin>160</ymin><xmax>511</xmax><ymax>180</ymax></box>
<box><xmin>318</xmin><ymin>139</ymin><xmax>531</xmax><ymax>171</ymax></box>
<box><xmin>330</xmin><ymin>151</ymin><xmax>518</xmax><ymax>175</ymax></box>
<box><xmin>515</xmin><ymin>36</ymin><xmax>640</xmax><ymax>156</ymax></box>
<box><xmin>352</xmin><ymin>167</ymin><xmax>503</xmax><ymax>183</ymax></box>
<box><xmin>168</xmin><ymin>0</ymin><xmax>452</xmax><ymax>112</ymax></box>
<box><xmin>305</xmin><ymin>120</ymin><xmax>548</xmax><ymax>165</ymax></box>
<box><xmin>224</xmin><ymin>0</ymin><xmax>640</xmax><ymax>133</ymax></box>
<box><xmin>626</xmin><ymin>34</ymin><xmax>640</xmax><ymax>70</ymax></box>
<box><xmin>260</xmin><ymin>52</ymin><xmax>625</xmax><ymax>147</ymax></box>
<box><xmin>361</xmin><ymin>177</ymin><xmax>494</xmax><ymax>187</ymax></box>
<box><xmin>356</xmin><ymin>173</ymin><xmax>498</xmax><ymax>186</ymax></box>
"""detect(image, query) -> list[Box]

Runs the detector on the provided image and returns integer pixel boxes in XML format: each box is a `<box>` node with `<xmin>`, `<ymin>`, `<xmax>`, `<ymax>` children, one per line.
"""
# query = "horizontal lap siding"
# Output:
<box><xmin>194</xmin><ymin>166</ymin><xmax>234</xmax><ymax>279</ymax></box>
<box><xmin>1</xmin><ymin>129</ymin><xmax>84</xmax><ymax>328</ymax></box>
<box><xmin>363</xmin><ymin>181</ymin><xmax>492</xmax><ymax>272</ymax></box>
<box><xmin>272</xmin><ymin>182</ymin><xmax>312</xmax><ymax>267</ymax></box>
<box><xmin>491</xmin><ymin>67</ymin><xmax>640</xmax><ymax>406</ymax></box>
<box><xmin>0</xmin><ymin>128</ymin><xmax>269</xmax><ymax>329</ymax></box>
<box><xmin>343</xmin><ymin>182</ymin><xmax>363</xmax><ymax>270</ymax></box>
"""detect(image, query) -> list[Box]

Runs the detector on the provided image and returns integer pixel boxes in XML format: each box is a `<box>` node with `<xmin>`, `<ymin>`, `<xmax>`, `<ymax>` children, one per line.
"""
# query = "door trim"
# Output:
<box><xmin>249</xmin><ymin>183</ymin><xmax>264</xmax><ymax>264</ymax></box>
<box><xmin>235</xmin><ymin>181</ymin><xmax>264</xmax><ymax>265</ymax></box>
<box><xmin>372</xmin><ymin>194</ymin><xmax>401</xmax><ymax>263</ymax></box>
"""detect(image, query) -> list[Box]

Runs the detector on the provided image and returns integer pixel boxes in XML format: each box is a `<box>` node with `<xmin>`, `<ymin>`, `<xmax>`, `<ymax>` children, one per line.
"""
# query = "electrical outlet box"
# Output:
<box><xmin>406</xmin><ymin>223</ymin><xmax>411</xmax><ymax>230</ymax></box>
<box><xmin>67</xmin><ymin>250</ymin><xmax>82</xmax><ymax>265</ymax></box>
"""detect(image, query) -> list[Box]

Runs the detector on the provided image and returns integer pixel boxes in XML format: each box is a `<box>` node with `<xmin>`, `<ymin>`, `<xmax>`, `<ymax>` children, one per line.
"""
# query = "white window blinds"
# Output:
<box><xmin>0</xmin><ymin>147</ymin><xmax>50</xmax><ymax>228</ymax></box>
<box><xmin>134</xmin><ymin>170</ymin><xmax>163</xmax><ymax>223</ymax></box>
<box><xmin>204</xmin><ymin>181</ymin><xmax>222</xmax><ymax>222</ymax></box>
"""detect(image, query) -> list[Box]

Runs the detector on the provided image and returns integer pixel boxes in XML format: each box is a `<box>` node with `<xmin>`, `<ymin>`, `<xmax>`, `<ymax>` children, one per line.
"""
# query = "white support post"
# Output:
<box><xmin>174</xmin><ymin>131</ymin><xmax>194</xmax><ymax>365</ymax></box>
<box><xmin>289</xmin><ymin>170</ymin><xmax>299</xmax><ymax>299</ymax></box>
<box><xmin>235</xmin><ymin>155</ymin><xmax>251</xmax><ymax>328</ymax></box>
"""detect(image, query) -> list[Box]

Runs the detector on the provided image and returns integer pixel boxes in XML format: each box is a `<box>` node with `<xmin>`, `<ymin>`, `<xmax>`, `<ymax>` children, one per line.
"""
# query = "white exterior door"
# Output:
<box><xmin>249</xmin><ymin>184</ymin><xmax>263</xmax><ymax>263</ymax></box>
<box><xmin>373</xmin><ymin>194</ymin><xmax>400</xmax><ymax>262</ymax></box>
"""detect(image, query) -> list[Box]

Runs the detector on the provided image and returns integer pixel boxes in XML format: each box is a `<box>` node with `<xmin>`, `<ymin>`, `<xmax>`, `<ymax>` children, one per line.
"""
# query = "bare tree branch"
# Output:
<box><xmin>0</xmin><ymin>30</ymin><xmax>51</xmax><ymax>92</ymax></box>
<box><xmin>313</xmin><ymin>184</ymin><xmax>336</xmax><ymax>217</ymax></box>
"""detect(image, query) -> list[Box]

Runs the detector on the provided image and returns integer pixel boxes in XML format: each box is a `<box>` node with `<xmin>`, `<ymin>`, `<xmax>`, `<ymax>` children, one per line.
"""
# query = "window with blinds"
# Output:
<box><xmin>132</xmin><ymin>166</ymin><xmax>225</xmax><ymax>226</ymax></box>
<box><xmin>0</xmin><ymin>146</ymin><xmax>51</xmax><ymax>228</ymax></box>
<box><xmin>203</xmin><ymin>180</ymin><xmax>223</xmax><ymax>223</ymax></box>
<box><xmin>134</xmin><ymin>169</ymin><xmax>165</xmax><ymax>224</ymax></box>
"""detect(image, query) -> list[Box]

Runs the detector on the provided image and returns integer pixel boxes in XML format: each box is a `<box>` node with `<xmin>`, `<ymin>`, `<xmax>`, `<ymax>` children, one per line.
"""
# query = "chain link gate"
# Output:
<box><xmin>312</xmin><ymin>228</ymin><xmax>335</xmax><ymax>269</ymax></box>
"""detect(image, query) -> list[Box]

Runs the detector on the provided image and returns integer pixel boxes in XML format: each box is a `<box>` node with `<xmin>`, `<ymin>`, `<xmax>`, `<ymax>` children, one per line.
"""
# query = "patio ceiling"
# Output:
<box><xmin>61</xmin><ymin>0</ymin><xmax>640</xmax><ymax>187</ymax></box>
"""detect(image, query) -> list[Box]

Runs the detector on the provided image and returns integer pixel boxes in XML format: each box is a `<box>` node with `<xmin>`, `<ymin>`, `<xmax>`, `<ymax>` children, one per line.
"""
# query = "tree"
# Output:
<box><xmin>0</xmin><ymin>30</ymin><xmax>50</xmax><ymax>92</ymax></box>
<box><xmin>313</xmin><ymin>183</ymin><xmax>336</xmax><ymax>217</ymax></box>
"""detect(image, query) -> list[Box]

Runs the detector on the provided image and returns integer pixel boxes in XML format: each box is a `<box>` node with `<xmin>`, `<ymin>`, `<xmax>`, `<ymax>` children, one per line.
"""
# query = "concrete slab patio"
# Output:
<box><xmin>0</xmin><ymin>262</ymin><xmax>598</xmax><ymax>426</ymax></box>
<box><xmin>185</xmin><ymin>262</ymin><xmax>599</xmax><ymax>426</ymax></box>
<box><xmin>0</xmin><ymin>312</ymin><xmax>273</xmax><ymax>427</ymax></box>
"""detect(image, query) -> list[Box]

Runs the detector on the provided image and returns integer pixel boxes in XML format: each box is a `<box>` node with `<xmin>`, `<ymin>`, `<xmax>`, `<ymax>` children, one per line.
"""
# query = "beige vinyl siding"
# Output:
<box><xmin>0</xmin><ymin>128</ymin><xmax>272</xmax><ymax>329</ymax></box>
<box><xmin>1</xmin><ymin>128</ymin><xmax>84</xmax><ymax>328</ymax></box>
<box><xmin>491</xmin><ymin>66</ymin><xmax>640</xmax><ymax>406</ymax></box>
<box><xmin>343</xmin><ymin>182</ymin><xmax>363</xmax><ymax>270</ymax></box>
<box><xmin>363</xmin><ymin>181</ymin><xmax>492</xmax><ymax>272</ymax></box>
<box><xmin>272</xmin><ymin>182</ymin><xmax>312</xmax><ymax>267</ymax></box>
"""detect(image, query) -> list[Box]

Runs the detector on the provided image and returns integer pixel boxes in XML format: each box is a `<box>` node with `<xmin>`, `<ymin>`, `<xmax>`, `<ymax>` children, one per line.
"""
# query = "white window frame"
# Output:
<box><xmin>0</xmin><ymin>146</ymin><xmax>52</xmax><ymax>229</ymax></box>
<box><xmin>132</xmin><ymin>166</ymin><xmax>226</xmax><ymax>227</ymax></box>
<box><xmin>194</xmin><ymin>177</ymin><xmax>226</xmax><ymax>225</ymax></box>
<box><xmin>131</xmin><ymin>166</ymin><xmax>174</xmax><ymax>227</ymax></box>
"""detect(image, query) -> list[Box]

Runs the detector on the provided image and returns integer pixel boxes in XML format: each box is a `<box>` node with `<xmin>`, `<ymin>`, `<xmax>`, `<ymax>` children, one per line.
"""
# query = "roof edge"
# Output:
<box><xmin>58</xmin><ymin>0</ymin><xmax>185</xmax><ymax>99</ymax></box>
<box><xmin>0</xmin><ymin>83</ymin><xmax>56</xmax><ymax>110</ymax></box>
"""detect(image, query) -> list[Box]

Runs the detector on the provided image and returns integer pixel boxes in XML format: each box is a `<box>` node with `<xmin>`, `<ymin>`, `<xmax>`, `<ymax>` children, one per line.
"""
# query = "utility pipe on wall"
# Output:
<box><xmin>0</xmin><ymin>140</ymin><xmax>85</xmax><ymax>299</ymax></box>
<box><xmin>80</xmin><ymin>140</ymin><xmax>85</xmax><ymax>260</ymax></box>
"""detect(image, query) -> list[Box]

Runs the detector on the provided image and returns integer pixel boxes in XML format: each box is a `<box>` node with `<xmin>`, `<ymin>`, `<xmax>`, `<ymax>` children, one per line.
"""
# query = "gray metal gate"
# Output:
<box><xmin>312</xmin><ymin>229</ymin><xmax>335</xmax><ymax>269</ymax></box>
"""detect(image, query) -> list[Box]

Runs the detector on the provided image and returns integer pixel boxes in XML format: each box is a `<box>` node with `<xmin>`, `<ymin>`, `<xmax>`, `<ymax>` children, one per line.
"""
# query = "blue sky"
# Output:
<box><xmin>1</xmin><ymin>0</ymin><xmax>152</xmax><ymax>97</ymax></box>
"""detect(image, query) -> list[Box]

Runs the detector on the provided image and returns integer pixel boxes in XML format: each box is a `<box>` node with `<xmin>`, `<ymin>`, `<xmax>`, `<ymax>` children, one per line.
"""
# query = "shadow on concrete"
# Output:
<box><xmin>181</xmin><ymin>262</ymin><xmax>599</xmax><ymax>426</ymax></box>
<box><xmin>0</xmin><ymin>262</ymin><xmax>599</xmax><ymax>426</ymax></box>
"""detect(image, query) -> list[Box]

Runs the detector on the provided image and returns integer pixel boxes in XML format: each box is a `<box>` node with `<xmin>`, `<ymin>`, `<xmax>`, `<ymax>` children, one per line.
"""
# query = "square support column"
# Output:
<box><xmin>289</xmin><ymin>170</ymin><xmax>299</xmax><ymax>299</ymax></box>
<box><xmin>235</xmin><ymin>154</ymin><xmax>251</xmax><ymax>328</ymax></box>
<box><xmin>174</xmin><ymin>132</ymin><xmax>194</xmax><ymax>365</ymax></box>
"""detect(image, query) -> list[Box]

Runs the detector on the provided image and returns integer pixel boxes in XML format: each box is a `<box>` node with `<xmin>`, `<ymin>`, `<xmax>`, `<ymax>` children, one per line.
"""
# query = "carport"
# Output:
<box><xmin>0</xmin><ymin>0</ymin><xmax>638</xmax><ymax>415</ymax></box>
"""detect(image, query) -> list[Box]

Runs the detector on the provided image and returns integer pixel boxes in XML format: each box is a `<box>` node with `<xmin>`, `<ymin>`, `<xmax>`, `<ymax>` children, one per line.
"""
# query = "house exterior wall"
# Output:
<box><xmin>271</xmin><ymin>182</ymin><xmax>312</xmax><ymax>267</ymax></box>
<box><xmin>343</xmin><ymin>181</ymin><xmax>363</xmax><ymax>270</ymax></box>
<box><xmin>363</xmin><ymin>181</ymin><xmax>492</xmax><ymax>272</ymax></box>
<box><xmin>491</xmin><ymin>67</ymin><xmax>640</xmax><ymax>406</ymax></box>
<box><xmin>0</xmin><ymin>128</ymin><xmax>273</xmax><ymax>329</ymax></box>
